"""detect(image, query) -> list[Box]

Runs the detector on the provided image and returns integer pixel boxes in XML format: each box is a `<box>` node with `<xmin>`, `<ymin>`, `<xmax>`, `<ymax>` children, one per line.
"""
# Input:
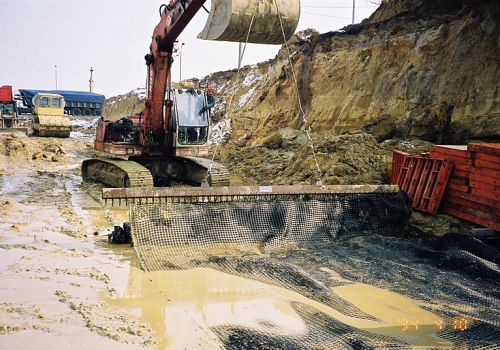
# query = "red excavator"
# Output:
<box><xmin>82</xmin><ymin>0</ymin><xmax>300</xmax><ymax>188</ymax></box>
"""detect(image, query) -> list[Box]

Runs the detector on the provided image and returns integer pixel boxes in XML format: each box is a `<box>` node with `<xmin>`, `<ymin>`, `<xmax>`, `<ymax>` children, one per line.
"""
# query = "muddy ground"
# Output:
<box><xmin>0</xmin><ymin>134</ymin><xmax>498</xmax><ymax>349</ymax></box>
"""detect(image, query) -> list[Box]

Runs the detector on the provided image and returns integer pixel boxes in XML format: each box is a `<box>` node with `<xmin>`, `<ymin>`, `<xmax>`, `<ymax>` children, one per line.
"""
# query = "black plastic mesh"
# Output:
<box><xmin>128</xmin><ymin>191</ymin><xmax>500</xmax><ymax>349</ymax></box>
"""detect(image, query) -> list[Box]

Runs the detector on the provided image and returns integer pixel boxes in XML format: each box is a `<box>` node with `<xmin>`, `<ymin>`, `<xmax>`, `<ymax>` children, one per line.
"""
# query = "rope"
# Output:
<box><xmin>273</xmin><ymin>0</ymin><xmax>323</xmax><ymax>184</ymax></box>
<box><xmin>206</xmin><ymin>3</ymin><xmax>259</xmax><ymax>178</ymax></box>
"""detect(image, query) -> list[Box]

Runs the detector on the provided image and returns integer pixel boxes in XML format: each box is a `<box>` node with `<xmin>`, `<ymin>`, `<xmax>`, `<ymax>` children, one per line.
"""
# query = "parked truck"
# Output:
<box><xmin>19</xmin><ymin>89</ymin><xmax>105</xmax><ymax>117</ymax></box>
<box><xmin>0</xmin><ymin>85</ymin><xmax>19</xmax><ymax>128</ymax></box>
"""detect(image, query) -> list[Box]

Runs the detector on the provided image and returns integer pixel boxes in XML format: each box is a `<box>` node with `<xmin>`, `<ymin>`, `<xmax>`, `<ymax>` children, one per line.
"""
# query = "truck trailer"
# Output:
<box><xmin>19</xmin><ymin>89</ymin><xmax>105</xmax><ymax>117</ymax></box>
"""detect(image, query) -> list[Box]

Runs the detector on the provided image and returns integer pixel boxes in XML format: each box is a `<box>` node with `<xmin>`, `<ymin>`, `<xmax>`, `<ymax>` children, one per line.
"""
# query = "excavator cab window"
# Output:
<box><xmin>173</xmin><ymin>89</ymin><xmax>209</xmax><ymax>145</ymax></box>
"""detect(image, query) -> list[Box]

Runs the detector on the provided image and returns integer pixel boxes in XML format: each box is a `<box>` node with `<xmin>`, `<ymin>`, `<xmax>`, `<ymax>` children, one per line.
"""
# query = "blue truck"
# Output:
<box><xmin>19</xmin><ymin>89</ymin><xmax>106</xmax><ymax>117</ymax></box>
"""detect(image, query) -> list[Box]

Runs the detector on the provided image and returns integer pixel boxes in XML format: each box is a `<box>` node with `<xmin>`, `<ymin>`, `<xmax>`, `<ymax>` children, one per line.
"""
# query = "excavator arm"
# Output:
<box><xmin>142</xmin><ymin>0</ymin><xmax>208</xmax><ymax>153</ymax></box>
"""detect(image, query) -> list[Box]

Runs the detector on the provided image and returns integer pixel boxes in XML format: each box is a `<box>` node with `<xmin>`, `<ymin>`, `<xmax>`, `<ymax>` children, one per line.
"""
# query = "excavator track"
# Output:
<box><xmin>82</xmin><ymin>159</ymin><xmax>154</xmax><ymax>188</ymax></box>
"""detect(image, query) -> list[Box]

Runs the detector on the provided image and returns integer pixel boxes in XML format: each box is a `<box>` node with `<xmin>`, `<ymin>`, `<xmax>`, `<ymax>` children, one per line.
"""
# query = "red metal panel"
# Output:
<box><xmin>443</xmin><ymin>195</ymin><xmax>500</xmax><ymax>217</ymax></box>
<box><xmin>425</xmin><ymin>161</ymin><xmax>453</xmax><ymax>215</ymax></box>
<box><xmin>471</xmin><ymin>166</ymin><xmax>500</xmax><ymax>179</ymax></box>
<box><xmin>431</xmin><ymin>145</ymin><xmax>472</xmax><ymax>159</ymax></box>
<box><xmin>412</xmin><ymin>159</ymin><xmax>433</xmax><ymax>209</ymax></box>
<box><xmin>471</xmin><ymin>188</ymin><xmax>500</xmax><ymax>201</ymax></box>
<box><xmin>391</xmin><ymin>150</ymin><xmax>409</xmax><ymax>184</ymax></box>
<box><xmin>407</xmin><ymin>157</ymin><xmax>426</xmax><ymax>199</ymax></box>
<box><xmin>469</xmin><ymin>173</ymin><xmax>500</xmax><ymax>186</ymax></box>
<box><xmin>445</xmin><ymin>188</ymin><xmax>500</xmax><ymax>208</ymax></box>
<box><xmin>474</xmin><ymin>159</ymin><xmax>499</xmax><ymax>170</ymax></box>
<box><xmin>429</xmin><ymin>151</ymin><xmax>473</xmax><ymax>165</ymax></box>
<box><xmin>447</xmin><ymin>182</ymin><xmax>469</xmax><ymax>193</ymax></box>
<box><xmin>395</xmin><ymin>155</ymin><xmax>453</xmax><ymax>215</ymax></box>
<box><xmin>441</xmin><ymin>205</ymin><xmax>500</xmax><ymax>231</ymax></box>
<box><xmin>475</xmin><ymin>153</ymin><xmax>500</xmax><ymax>165</ymax></box>
<box><xmin>468</xmin><ymin>143</ymin><xmax>500</xmax><ymax>156</ymax></box>
<box><xmin>442</xmin><ymin>201</ymin><xmax>498</xmax><ymax>223</ymax></box>
<box><xmin>452</xmin><ymin>169</ymin><xmax>470</xmax><ymax>178</ymax></box>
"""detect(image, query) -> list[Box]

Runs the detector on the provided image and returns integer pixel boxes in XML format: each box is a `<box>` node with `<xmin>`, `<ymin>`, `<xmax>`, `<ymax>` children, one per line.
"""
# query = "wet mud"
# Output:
<box><xmin>0</xmin><ymin>135</ymin><xmax>499</xmax><ymax>349</ymax></box>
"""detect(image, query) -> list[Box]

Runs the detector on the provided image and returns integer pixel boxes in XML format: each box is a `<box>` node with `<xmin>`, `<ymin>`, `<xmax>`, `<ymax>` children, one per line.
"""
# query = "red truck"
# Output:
<box><xmin>0</xmin><ymin>85</ymin><xmax>18</xmax><ymax>128</ymax></box>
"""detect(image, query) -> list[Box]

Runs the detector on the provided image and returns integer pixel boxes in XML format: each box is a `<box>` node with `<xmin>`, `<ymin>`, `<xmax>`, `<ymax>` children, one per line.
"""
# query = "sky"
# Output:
<box><xmin>0</xmin><ymin>0</ymin><xmax>379</xmax><ymax>97</ymax></box>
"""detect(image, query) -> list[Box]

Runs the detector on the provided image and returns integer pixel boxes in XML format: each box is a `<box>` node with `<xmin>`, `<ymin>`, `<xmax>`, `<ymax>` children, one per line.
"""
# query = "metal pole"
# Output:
<box><xmin>352</xmin><ymin>0</ymin><xmax>356</xmax><ymax>24</ymax></box>
<box><xmin>179</xmin><ymin>43</ymin><xmax>185</xmax><ymax>82</ymax></box>
<box><xmin>54</xmin><ymin>65</ymin><xmax>58</xmax><ymax>90</ymax></box>
<box><xmin>238</xmin><ymin>43</ymin><xmax>242</xmax><ymax>70</ymax></box>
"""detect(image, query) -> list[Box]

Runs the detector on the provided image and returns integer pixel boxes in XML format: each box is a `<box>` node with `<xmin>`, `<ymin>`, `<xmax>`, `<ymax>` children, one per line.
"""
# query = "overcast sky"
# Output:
<box><xmin>0</xmin><ymin>0</ymin><xmax>379</xmax><ymax>97</ymax></box>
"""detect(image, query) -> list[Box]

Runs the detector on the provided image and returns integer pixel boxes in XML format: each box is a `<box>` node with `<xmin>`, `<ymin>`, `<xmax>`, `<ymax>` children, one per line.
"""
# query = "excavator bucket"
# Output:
<box><xmin>198</xmin><ymin>0</ymin><xmax>301</xmax><ymax>44</ymax></box>
<box><xmin>102</xmin><ymin>185</ymin><xmax>410</xmax><ymax>271</ymax></box>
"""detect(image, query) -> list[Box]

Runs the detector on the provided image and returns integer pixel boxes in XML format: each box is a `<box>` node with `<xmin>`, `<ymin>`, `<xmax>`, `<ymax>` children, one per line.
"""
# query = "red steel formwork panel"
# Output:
<box><xmin>431</xmin><ymin>144</ymin><xmax>499</xmax><ymax>231</ymax></box>
<box><xmin>396</xmin><ymin>155</ymin><xmax>453</xmax><ymax>215</ymax></box>
<box><xmin>391</xmin><ymin>150</ymin><xmax>409</xmax><ymax>184</ymax></box>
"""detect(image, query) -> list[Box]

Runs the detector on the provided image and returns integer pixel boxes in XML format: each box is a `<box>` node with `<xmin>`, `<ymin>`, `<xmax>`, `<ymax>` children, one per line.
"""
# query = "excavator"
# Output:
<box><xmin>82</xmin><ymin>0</ymin><xmax>301</xmax><ymax>188</ymax></box>
<box><xmin>87</xmin><ymin>1</ymin><xmax>405</xmax><ymax>252</ymax></box>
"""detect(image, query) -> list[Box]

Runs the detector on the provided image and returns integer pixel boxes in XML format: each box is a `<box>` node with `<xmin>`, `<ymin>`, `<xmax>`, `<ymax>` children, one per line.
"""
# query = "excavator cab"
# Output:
<box><xmin>171</xmin><ymin>89</ymin><xmax>210</xmax><ymax>157</ymax></box>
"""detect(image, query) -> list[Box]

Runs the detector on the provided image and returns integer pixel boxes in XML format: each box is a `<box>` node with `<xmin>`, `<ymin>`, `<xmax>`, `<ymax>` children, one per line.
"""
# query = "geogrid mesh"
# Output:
<box><xmin>128</xmin><ymin>191</ymin><xmax>500</xmax><ymax>349</ymax></box>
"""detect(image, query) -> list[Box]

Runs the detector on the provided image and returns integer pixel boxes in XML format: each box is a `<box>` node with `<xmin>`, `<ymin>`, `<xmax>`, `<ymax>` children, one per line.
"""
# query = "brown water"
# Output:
<box><xmin>106</xmin><ymin>265</ymin><xmax>452</xmax><ymax>349</ymax></box>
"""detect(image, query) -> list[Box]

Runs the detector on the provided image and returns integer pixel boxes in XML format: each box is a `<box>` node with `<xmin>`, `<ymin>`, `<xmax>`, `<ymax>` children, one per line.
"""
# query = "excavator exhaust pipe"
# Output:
<box><xmin>198</xmin><ymin>0</ymin><xmax>301</xmax><ymax>44</ymax></box>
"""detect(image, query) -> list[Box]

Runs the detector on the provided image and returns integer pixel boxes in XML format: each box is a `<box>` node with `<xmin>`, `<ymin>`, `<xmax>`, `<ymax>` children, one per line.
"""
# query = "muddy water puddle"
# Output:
<box><xmin>105</xmin><ymin>261</ymin><xmax>452</xmax><ymax>349</ymax></box>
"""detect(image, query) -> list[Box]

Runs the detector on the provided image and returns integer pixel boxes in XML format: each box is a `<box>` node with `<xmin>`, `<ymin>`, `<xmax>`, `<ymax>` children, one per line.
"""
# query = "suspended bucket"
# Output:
<box><xmin>198</xmin><ymin>0</ymin><xmax>301</xmax><ymax>45</ymax></box>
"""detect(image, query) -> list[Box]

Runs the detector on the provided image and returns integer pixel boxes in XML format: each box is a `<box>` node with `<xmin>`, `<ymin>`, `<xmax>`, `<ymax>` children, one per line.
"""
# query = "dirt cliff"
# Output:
<box><xmin>206</xmin><ymin>0</ymin><xmax>499</xmax><ymax>145</ymax></box>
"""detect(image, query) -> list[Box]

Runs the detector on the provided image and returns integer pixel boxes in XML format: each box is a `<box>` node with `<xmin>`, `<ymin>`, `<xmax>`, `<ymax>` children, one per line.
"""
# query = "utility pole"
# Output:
<box><xmin>352</xmin><ymin>0</ymin><xmax>356</xmax><ymax>24</ymax></box>
<box><xmin>54</xmin><ymin>65</ymin><xmax>58</xmax><ymax>90</ymax></box>
<box><xmin>89</xmin><ymin>67</ymin><xmax>94</xmax><ymax>92</ymax></box>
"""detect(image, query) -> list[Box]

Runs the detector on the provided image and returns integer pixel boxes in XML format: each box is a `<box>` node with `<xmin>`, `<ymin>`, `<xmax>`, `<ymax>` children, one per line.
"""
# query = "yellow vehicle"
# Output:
<box><xmin>31</xmin><ymin>93</ymin><xmax>71</xmax><ymax>138</ymax></box>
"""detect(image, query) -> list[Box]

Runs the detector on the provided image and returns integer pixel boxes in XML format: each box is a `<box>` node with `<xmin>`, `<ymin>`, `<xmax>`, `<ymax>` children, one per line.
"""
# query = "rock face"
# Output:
<box><xmin>103</xmin><ymin>0</ymin><xmax>499</xmax><ymax>185</ymax></box>
<box><xmin>205</xmin><ymin>0</ymin><xmax>499</xmax><ymax>145</ymax></box>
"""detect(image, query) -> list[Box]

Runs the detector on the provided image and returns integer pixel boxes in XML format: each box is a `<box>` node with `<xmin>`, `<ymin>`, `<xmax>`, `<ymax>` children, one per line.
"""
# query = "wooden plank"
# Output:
<box><xmin>470</xmin><ymin>180</ymin><xmax>500</xmax><ymax>194</ymax></box>
<box><xmin>468</xmin><ymin>143</ymin><xmax>500</xmax><ymax>156</ymax></box>
<box><xmin>441</xmin><ymin>205</ymin><xmax>500</xmax><ymax>231</ymax></box>
<box><xmin>475</xmin><ymin>153</ymin><xmax>500</xmax><ymax>165</ymax></box>
<box><xmin>431</xmin><ymin>145</ymin><xmax>472</xmax><ymax>158</ymax></box>
<box><xmin>474</xmin><ymin>159</ymin><xmax>500</xmax><ymax>170</ymax></box>
<box><xmin>445</xmin><ymin>188</ymin><xmax>500</xmax><ymax>208</ymax></box>
<box><xmin>469</xmin><ymin>173</ymin><xmax>500</xmax><ymax>186</ymax></box>
<box><xmin>471</xmin><ymin>187</ymin><xmax>500</xmax><ymax>201</ymax></box>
